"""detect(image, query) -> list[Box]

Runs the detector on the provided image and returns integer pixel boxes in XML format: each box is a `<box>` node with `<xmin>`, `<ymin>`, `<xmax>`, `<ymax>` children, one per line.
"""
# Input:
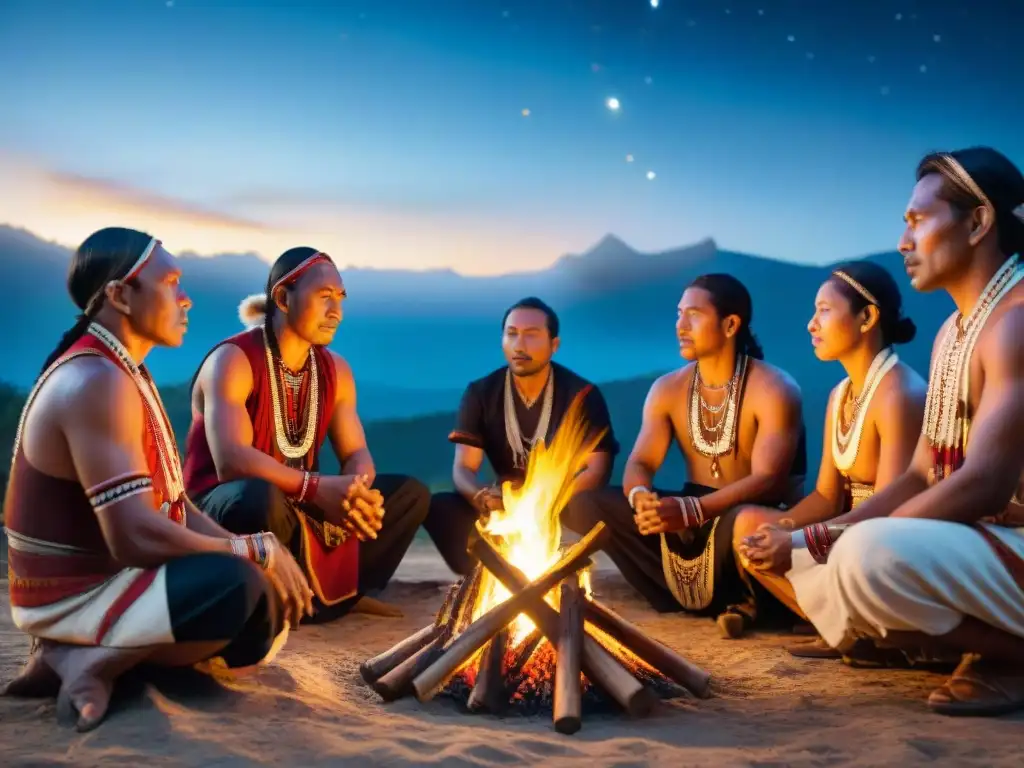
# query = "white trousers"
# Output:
<box><xmin>786</xmin><ymin>518</ymin><xmax>1024</xmax><ymax>649</ymax></box>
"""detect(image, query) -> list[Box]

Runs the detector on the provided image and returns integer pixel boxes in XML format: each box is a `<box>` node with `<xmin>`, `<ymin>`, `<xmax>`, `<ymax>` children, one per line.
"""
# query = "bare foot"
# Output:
<box><xmin>353</xmin><ymin>596</ymin><xmax>404</xmax><ymax>618</ymax></box>
<box><xmin>2</xmin><ymin>639</ymin><xmax>60</xmax><ymax>698</ymax></box>
<box><xmin>42</xmin><ymin>643</ymin><xmax>150</xmax><ymax>732</ymax></box>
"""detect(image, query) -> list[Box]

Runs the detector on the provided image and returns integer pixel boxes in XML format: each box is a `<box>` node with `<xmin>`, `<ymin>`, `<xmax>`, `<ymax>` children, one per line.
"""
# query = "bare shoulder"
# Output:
<box><xmin>327</xmin><ymin>349</ymin><xmax>355</xmax><ymax>382</ymax></box>
<box><xmin>979</xmin><ymin>298</ymin><xmax>1024</xmax><ymax>374</ymax></box>
<box><xmin>47</xmin><ymin>355</ymin><xmax>144</xmax><ymax>427</ymax></box>
<box><xmin>746</xmin><ymin>359</ymin><xmax>801</xmax><ymax>407</ymax></box>
<box><xmin>199</xmin><ymin>342</ymin><xmax>253</xmax><ymax>399</ymax></box>
<box><xmin>874</xmin><ymin>360</ymin><xmax>927</xmax><ymax>416</ymax></box>
<box><xmin>647</xmin><ymin>365</ymin><xmax>690</xmax><ymax>404</ymax></box>
<box><xmin>327</xmin><ymin>349</ymin><xmax>357</xmax><ymax>403</ymax></box>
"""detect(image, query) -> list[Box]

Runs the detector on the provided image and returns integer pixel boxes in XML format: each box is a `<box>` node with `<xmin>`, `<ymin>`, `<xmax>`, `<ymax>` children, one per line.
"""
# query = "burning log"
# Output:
<box><xmin>583</xmin><ymin>599</ymin><xmax>711</xmax><ymax>699</ymax></box>
<box><xmin>467</xmin><ymin>628</ymin><xmax>508</xmax><ymax>714</ymax></box>
<box><xmin>411</xmin><ymin>525</ymin><xmax>606</xmax><ymax>702</ymax></box>
<box><xmin>503</xmin><ymin>628</ymin><xmax>543</xmax><ymax>697</ymax></box>
<box><xmin>470</xmin><ymin>524</ymin><xmax>656</xmax><ymax>717</ymax></box>
<box><xmin>372</xmin><ymin>636</ymin><xmax>445</xmax><ymax>702</ymax></box>
<box><xmin>370</xmin><ymin>572</ymin><xmax>480</xmax><ymax>701</ymax></box>
<box><xmin>359</xmin><ymin>624</ymin><xmax>441</xmax><ymax>686</ymax></box>
<box><xmin>553</xmin><ymin>577</ymin><xmax>584</xmax><ymax>734</ymax></box>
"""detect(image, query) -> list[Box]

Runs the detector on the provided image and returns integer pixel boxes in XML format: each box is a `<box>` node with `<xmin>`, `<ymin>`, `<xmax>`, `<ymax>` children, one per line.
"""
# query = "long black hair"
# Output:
<box><xmin>688</xmin><ymin>273</ymin><xmax>765</xmax><ymax>360</ymax></box>
<box><xmin>39</xmin><ymin>227</ymin><xmax>155</xmax><ymax>376</ymax></box>
<box><xmin>829</xmin><ymin>261</ymin><xmax>916</xmax><ymax>347</ymax></box>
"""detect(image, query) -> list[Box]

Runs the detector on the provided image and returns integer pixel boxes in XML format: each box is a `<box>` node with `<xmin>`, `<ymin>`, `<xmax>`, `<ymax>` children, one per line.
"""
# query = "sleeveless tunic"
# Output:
<box><xmin>183</xmin><ymin>327</ymin><xmax>359</xmax><ymax>606</ymax></box>
<box><xmin>4</xmin><ymin>332</ymin><xmax>187</xmax><ymax>646</ymax></box>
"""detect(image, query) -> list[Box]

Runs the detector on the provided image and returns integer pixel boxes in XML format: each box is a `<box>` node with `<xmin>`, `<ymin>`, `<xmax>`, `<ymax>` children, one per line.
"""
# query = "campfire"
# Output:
<box><xmin>360</xmin><ymin>393</ymin><xmax>711</xmax><ymax>734</ymax></box>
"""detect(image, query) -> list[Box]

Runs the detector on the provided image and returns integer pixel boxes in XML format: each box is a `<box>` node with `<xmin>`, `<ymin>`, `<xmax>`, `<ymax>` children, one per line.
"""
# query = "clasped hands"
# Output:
<box><xmin>738</xmin><ymin>519</ymin><xmax>795</xmax><ymax>575</ymax></box>
<box><xmin>631</xmin><ymin>489</ymin><xmax>704</xmax><ymax>535</ymax></box>
<box><xmin>318</xmin><ymin>473</ymin><xmax>385</xmax><ymax>541</ymax></box>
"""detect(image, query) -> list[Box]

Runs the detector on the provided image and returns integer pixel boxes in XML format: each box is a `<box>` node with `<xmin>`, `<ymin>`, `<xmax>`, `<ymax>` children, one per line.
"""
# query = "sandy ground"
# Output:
<box><xmin>1</xmin><ymin>545</ymin><xmax>1022</xmax><ymax>767</ymax></box>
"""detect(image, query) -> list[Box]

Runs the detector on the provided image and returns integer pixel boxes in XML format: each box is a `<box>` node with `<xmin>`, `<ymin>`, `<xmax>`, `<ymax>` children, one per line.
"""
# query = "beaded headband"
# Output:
<box><xmin>82</xmin><ymin>237</ymin><xmax>161</xmax><ymax>316</ymax></box>
<box><xmin>270</xmin><ymin>251</ymin><xmax>333</xmax><ymax>295</ymax></box>
<box><xmin>932</xmin><ymin>154</ymin><xmax>1024</xmax><ymax>226</ymax></box>
<box><xmin>832</xmin><ymin>270</ymin><xmax>879</xmax><ymax>306</ymax></box>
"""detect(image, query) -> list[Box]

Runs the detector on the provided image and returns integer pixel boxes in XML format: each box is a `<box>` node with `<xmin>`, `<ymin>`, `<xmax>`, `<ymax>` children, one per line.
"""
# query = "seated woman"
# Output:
<box><xmin>731</xmin><ymin>262</ymin><xmax>926</xmax><ymax>654</ymax></box>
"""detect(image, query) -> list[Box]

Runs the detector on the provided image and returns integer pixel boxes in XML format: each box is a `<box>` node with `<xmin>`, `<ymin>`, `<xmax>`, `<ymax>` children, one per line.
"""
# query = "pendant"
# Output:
<box><xmin>710</xmin><ymin>456</ymin><xmax>721</xmax><ymax>479</ymax></box>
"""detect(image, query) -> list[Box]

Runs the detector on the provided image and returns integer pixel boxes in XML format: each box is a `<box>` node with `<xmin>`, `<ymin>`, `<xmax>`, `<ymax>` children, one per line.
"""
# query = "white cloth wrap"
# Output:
<box><xmin>785</xmin><ymin>517</ymin><xmax>1024</xmax><ymax>649</ymax></box>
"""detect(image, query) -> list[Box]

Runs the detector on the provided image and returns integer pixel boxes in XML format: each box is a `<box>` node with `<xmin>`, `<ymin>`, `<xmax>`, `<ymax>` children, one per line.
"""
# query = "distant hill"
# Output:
<box><xmin>0</xmin><ymin>224</ymin><xmax>954</xmax><ymax>498</ymax></box>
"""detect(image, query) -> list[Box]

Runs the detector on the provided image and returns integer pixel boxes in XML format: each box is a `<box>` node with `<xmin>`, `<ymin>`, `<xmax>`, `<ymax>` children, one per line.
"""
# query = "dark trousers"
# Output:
<box><xmin>194</xmin><ymin>473</ymin><xmax>430</xmax><ymax>623</ymax></box>
<box><xmin>424</xmin><ymin>491</ymin><xmax>482</xmax><ymax>577</ymax></box>
<box><xmin>562</xmin><ymin>485</ymin><xmax>758</xmax><ymax>619</ymax></box>
<box><xmin>165</xmin><ymin>552</ymin><xmax>284</xmax><ymax>668</ymax></box>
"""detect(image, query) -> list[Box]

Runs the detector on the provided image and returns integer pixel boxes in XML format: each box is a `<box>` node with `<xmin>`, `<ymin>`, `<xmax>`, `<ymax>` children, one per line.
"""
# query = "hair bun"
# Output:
<box><xmin>890</xmin><ymin>316</ymin><xmax>917</xmax><ymax>345</ymax></box>
<box><xmin>238</xmin><ymin>293</ymin><xmax>268</xmax><ymax>329</ymax></box>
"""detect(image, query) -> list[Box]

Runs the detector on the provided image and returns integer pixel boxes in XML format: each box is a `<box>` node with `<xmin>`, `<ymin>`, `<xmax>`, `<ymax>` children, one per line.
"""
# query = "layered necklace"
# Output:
<box><xmin>923</xmin><ymin>255</ymin><xmax>1021</xmax><ymax>483</ymax></box>
<box><xmin>504</xmin><ymin>368</ymin><xmax>554</xmax><ymax>470</ymax></box>
<box><xmin>86</xmin><ymin>323</ymin><xmax>185</xmax><ymax>518</ymax></box>
<box><xmin>831</xmin><ymin>346</ymin><xmax>899</xmax><ymax>474</ymax></box>
<box><xmin>689</xmin><ymin>354</ymin><xmax>748</xmax><ymax>479</ymax></box>
<box><xmin>263</xmin><ymin>326</ymin><xmax>319</xmax><ymax>462</ymax></box>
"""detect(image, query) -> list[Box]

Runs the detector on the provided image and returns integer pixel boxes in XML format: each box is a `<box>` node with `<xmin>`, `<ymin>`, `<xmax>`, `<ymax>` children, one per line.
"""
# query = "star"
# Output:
<box><xmin>646</xmin><ymin>170</ymin><xmax>657</xmax><ymax>181</ymax></box>
<box><xmin>644</xmin><ymin>76</ymin><xmax>653</xmax><ymax>85</ymax></box>
<box><xmin>606</xmin><ymin>97</ymin><xmax>621</xmax><ymax>112</ymax></box>
<box><xmin>758</xmin><ymin>9</ymin><xmax>765</xmax><ymax>15</ymax></box>
<box><xmin>626</xmin><ymin>154</ymin><xmax>634</xmax><ymax>163</ymax></box>
<box><xmin>787</xmin><ymin>35</ymin><xmax>796</xmax><ymax>43</ymax></box>
<box><xmin>166</xmin><ymin>0</ymin><xmax>174</xmax><ymax>6</ymax></box>
<box><xmin>521</xmin><ymin>108</ymin><xmax>531</xmax><ymax>117</ymax></box>
<box><xmin>919</xmin><ymin>64</ymin><xmax>928</xmax><ymax>73</ymax></box>
<box><xmin>933</xmin><ymin>34</ymin><xmax>942</xmax><ymax>43</ymax></box>
<box><xmin>650</xmin><ymin>0</ymin><xmax>659</xmax><ymax>8</ymax></box>
<box><xmin>502</xmin><ymin>10</ymin><xmax>510</xmax><ymax>18</ymax></box>
<box><xmin>895</xmin><ymin>13</ymin><xmax>903</xmax><ymax>21</ymax></box>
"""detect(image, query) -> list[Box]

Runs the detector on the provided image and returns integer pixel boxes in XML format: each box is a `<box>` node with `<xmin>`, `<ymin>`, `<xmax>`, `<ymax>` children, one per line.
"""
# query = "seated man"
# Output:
<box><xmin>732</xmin><ymin>262</ymin><xmax>926</xmax><ymax>658</ymax></box>
<box><xmin>564</xmin><ymin>274</ymin><xmax>806</xmax><ymax>638</ymax></box>
<box><xmin>426</xmin><ymin>297</ymin><xmax>619</xmax><ymax>575</ymax></box>
<box><xmin>743</xmin><ymin>147</ymin><xmax>1024</xmax><ymax>716</ymax></box>
<box><xmin>2</xmin><ymin>228</ymin><xmax>307</xmax><ymax>732</ymax></box>
<box><xmin>184</xmin><ymin>247</ymin><xmax>430</xmax><ymax>623</ymax></box>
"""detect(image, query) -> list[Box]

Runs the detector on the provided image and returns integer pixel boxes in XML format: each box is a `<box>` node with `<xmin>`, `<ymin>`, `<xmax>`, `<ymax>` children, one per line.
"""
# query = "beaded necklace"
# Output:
<box><xmin>923</xmin><ymin>255</ymin><xmax>1021</xmax><ymax>483</ymax></box>
<box><xmin>831</xmin><ymin>346</ymin><xmax>899</xmax><ymax>474</ymax></box>
<box><xmin>262</xmin><ymin>326</ymin><xmax>320</xmax><ymax>461</ymax></box>
<box><xmin>689</xmin><ymin>355</ymin><xmax>748</xmax><ymax>480</ymax></box>
<box><xmin>503</xmin><ymin>368</ymin><xmax>554</xmax><ymax>469</ymax></box>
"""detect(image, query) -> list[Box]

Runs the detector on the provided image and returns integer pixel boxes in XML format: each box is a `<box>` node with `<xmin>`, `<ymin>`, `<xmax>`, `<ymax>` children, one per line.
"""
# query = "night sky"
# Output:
<box><xmin>1</xmin><ymin>0</ymin><xmax>1021</xmax><ymax>274</ymax></box>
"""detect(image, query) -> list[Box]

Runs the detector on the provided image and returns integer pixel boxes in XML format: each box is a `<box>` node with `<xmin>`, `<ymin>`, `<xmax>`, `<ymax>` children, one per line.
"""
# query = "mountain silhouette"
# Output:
<box><xmin>0</xmin><ymin>225</ymin><xmax>954</xmax><ymax>486</ymax></box>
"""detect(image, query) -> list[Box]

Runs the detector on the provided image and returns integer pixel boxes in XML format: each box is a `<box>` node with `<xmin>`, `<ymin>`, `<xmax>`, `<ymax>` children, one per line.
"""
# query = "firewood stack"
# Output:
<box><xmin>360</xmin><ymin>521</ymin><xmax>712</xmax><ymax>734</ymax></box>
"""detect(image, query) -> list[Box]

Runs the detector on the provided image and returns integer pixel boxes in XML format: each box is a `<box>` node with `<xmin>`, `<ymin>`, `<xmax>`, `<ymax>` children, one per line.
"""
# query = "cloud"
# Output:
<box><xmin>40</xmin><ymin>169</ymin><xmax>274</xmax><ymax>232</ymax></box>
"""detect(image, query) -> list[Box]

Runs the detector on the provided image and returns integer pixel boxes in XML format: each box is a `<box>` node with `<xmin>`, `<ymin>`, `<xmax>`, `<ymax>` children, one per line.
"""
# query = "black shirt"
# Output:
<box><xmin>449</xmin><ymin>362</ymin><xmax>619</xmax><ymax>482</ymax></box>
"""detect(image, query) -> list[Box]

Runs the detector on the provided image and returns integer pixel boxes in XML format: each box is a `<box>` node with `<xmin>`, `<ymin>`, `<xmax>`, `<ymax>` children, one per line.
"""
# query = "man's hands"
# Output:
<box><xmin>265</xmin><ymin>537</ymin><xmax>315</xmax><ymax>627</ymax></box>
<box><xmin>631</xmin><ymin>490</ymin><xmax>704</xmax><ymax>535</ymax></box>
<box><xmin>472</xmin><ymin>485</ymin><xmax>504</xmax><ymax>519</ymax></box>
<box><xmin>739</xmin><ymin>523</ymin><xmax>794</xmax><ymax>575</ymax></box>
<box><xmin>314</xmin><ymin>474</ymin><xmax>385</xmax><ymax>541</ymax></box>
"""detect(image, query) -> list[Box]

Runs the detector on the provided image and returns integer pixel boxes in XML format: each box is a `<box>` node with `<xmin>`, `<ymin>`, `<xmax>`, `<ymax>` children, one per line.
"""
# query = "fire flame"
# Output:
<box><xmin>472</xmin><ymin>386</ymin><xmax>606</xmax><ymax>645</ymax></box>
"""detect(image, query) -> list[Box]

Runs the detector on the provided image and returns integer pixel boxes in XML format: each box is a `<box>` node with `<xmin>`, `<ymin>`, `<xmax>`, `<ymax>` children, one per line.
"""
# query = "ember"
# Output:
<box><xmin>360</xmin><ymin>391</ymin><xmax>711</xmax><ymax>734</ymax></box>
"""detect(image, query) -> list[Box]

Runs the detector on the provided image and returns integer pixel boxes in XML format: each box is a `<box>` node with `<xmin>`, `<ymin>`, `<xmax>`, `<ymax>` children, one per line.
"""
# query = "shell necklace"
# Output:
<box><xmin>689</xmin><ymin>355</ymin><xmax>748</xmax><ymax>479</ymax></box>
<box><xmin>831</xmin><ymin>346</ymin><xmax>899</xmax><ymax>474</ymax></box>
<box><xmin>263</xmin><ymin>326</ymin><xmax>320</xmax><ymax>460</ymax></box>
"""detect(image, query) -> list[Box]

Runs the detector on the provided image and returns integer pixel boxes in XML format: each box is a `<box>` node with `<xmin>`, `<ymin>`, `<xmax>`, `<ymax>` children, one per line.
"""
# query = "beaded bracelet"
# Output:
<box><xmin>229</xmin><ymin>531</ymin><xmax>276</xmax><ymax>570</ymax></box>
<box><xmin>670</xmin><ymin>496</ymin><xmax>705</xmax><ymax>528</ymax></box>
<box><xmin>292</xmin><ymin>471</ymin><xmax>320</xmax><ymax>505</ymax></box>
<box><xmin>804</xmin><ymin>523</ymin><xmax>834</xmax><ymax>564</ymax></box>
